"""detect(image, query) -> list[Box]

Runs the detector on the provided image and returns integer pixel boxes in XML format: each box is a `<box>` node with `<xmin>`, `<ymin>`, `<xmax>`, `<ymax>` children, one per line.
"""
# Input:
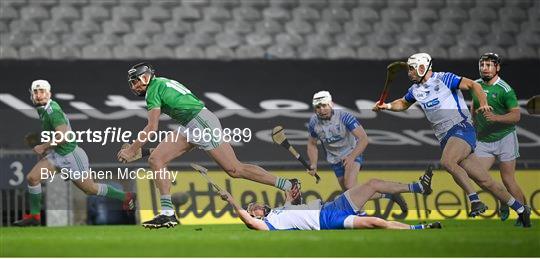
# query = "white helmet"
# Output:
<box><xmin>31</xmin><ymin>79</ymin><xmax>51</xmax><ymax>92</ymax></box>
<box><xmin>312</xmin><ymin>91</ymin><xmax>332</xmax><ymax>106</ymax></box>
<box><xmin>407</xmin><ymin>53</ymin><xmax>432</xmax><ymax>77</ymax></box>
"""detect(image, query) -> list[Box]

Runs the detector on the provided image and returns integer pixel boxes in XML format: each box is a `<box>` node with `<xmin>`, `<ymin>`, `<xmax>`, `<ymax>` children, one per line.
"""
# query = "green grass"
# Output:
<box><xmin>1</xmin><ymin>220</ymin><xmax>539</xmax><ymax>257</ymax></box>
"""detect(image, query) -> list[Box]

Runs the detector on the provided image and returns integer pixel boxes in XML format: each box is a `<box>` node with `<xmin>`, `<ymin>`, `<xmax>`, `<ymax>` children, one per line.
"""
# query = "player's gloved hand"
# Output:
<box><xmin>117</xmin><ymin>145</ymin><xmax>135</xmax><ymax>163</ymax></box>
<box><xmin>307</xmin><ymin>164</ymin><xmax>317</xmax><ymax>177</ymax></box>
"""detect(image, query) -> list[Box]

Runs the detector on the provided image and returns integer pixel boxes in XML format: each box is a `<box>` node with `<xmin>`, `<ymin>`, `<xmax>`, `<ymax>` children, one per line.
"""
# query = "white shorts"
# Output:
<box><xmin>475</xmin><ymin>131</ymin><xmax>520</xmax><ymax>162</ymax></box>
<box><xmin>179</xmin><ymin>108</ymin><xmax>223</xmax><ymax>151</ymax></box>
<box><xmin>45</xmin><ymin>146</ymin><xmax>89</xmax><ymax>177</ymax></box>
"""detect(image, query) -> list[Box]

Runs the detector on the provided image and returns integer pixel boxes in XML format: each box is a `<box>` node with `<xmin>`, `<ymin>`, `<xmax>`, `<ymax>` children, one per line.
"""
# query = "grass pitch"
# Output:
<box><xmin>1</xmin><ymin>220</ymin><xmax>538</xmax><ymax>257</ymax></box>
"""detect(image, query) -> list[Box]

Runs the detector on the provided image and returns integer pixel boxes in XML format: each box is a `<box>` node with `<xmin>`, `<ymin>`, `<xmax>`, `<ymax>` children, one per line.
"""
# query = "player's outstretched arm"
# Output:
<box><xmin>372</xmin><ymin>98</ymin><xmax>413</xmax><ymax>112</ymax></box>
<box><xmin>219</xmin><ymin>191</ymin><xmax>269</xmax><ymax>231</ymax></box>
<box><xmin>459</xmin><ymin>78</ymin><xmax>492</xmax><ymax>113</ymax></box>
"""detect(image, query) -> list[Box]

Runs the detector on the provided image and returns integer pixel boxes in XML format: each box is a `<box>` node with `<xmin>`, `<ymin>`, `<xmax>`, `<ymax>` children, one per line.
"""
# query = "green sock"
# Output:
<box><xmin>97</xmin><ymin>183</ymin><xmax>126</xmax><ymax>201</ymax></box>
<box><xmin>28</xmin><ymin>184</ymin><xmax>42</xmax><ymax>215</ymax></box>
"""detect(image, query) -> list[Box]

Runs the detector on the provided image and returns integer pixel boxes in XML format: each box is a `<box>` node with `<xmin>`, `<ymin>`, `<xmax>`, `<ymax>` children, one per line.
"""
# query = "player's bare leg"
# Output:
<box><xmin>207</xmin><ymin>142</ymin><xmax>301</xmax><ymax>199</ymax></box>
<box><xmin>460</xmin><ymin>154</ymin><xmax>530</xmax><ymax>227</ymax></box>
<box><xmin>499</xmin><ymin>160</ymin><xmax>526</xmax><ymax>204</ymax></box>
<box><xmin>477</xmin><ymin>156</ymin><xmax>510</xmax><ymax>220</ymax></box>
<box><xmin>144</xmin><ymin>131</ymin><xmax>194</xmax><ymax>229</ymax></box>
<box><xmin>13</xmin><ymin>158</ymin><xmax>55</xmax><ymax>226</ymax></box>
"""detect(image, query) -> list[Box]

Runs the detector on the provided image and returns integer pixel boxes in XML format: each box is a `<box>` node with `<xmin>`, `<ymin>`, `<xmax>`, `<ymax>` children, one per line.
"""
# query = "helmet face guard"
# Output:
<box><xmin>479</xmin><ymin>53</ymin><xmax>501</xmax><ymax>82</ymax></box>
<box><xmin>29</xmin><ymin>79</ymin><xmax>51</xmax><ymax>106</ymax></box>
<box><xmin>127</xmin><ymin>62</ymin><xmax>155</xmax><ymax>97</ymax></box>
<box><xmin>407</xmin><ymin>53</ymin><xmax>432</xmax><ymax>84</ymax></box>
<box><xmin>247</xmin><ymin>203</ymin><xmax>271</xmax><ymax>219</ymax></box>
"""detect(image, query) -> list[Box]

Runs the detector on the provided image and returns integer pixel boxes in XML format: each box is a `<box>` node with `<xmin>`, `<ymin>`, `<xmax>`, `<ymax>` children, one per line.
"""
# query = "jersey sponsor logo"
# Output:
<box><xmin>422</xmin><ymin>98</ymin><xmax>440</xmax><ymax>108</ymax></box>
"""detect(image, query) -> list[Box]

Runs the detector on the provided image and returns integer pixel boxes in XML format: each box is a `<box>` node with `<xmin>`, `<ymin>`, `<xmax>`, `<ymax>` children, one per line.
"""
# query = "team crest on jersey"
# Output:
<box><xmin>491</xmin><ymin>93</ymin><xmax>497</xmax><ymax>99</ymax></box>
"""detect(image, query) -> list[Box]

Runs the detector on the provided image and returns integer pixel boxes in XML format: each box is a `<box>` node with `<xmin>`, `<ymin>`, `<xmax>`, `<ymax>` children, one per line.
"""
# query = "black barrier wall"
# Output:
<box><xmin>1</xmin><ymin>60</ymin><xmax>539</xmax><ymax>169</ymax></box>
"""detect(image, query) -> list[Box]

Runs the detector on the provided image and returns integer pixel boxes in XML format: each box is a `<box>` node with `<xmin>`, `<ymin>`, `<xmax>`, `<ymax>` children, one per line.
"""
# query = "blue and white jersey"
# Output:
<box><xmin>263</xmin><ymin>200</ymin><xmax>322</xmax><ymax>230</ymax></box>
<box><xmin>308</xmin><ymin>110</ymin><xmax>362</xmax><ymax>164</ymax></box>
<box><xmin>403</xmin><ymin>72</ymin><xmax>472</xmax><ymax>140</ymax></box>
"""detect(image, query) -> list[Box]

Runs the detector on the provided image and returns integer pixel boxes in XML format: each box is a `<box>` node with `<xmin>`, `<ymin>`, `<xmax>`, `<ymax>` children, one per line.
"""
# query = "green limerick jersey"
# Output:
<box><xmin>37</xmin><ymin>100</ymin><xmax>77</xmax><ymax>155</ymax></box>
<box><xmin>472</xmin><ymin>78</ymin><xmax>518</xmax><ymax>142</ymax></box>
<box><xmin>145</xmin><ymin>77</ymin><xmax>205</xmax><ymax>125</ymax></box>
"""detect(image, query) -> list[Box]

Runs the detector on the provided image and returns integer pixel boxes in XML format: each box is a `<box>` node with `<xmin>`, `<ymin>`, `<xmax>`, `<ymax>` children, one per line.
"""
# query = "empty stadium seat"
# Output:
<box><xmin>144</xmin><ymin>45</ymin><xmax>174</xmax><ymax>58</ymax></box>
<box><xmin>205</xmin><ymin>45</ymin><xmax>235</xmax><ymax>59</ymax></box>
<box><xmin>10</xmin><ymin>19</ymin><xmax>39</xmax><ymax>33</ymax></box>
<box><xmin>235</xmin><ymin>45</ymin><xmax>265</xmax><ymax>58</ymax></box>
<box><xmin>409</xmin><ymin>8</ymin><xmax>438</xmax><ymax>22</ymax></box>
<box><xmin>403</xmin><ymin>20</ymin><xmax>431</xmax><ymax>34</ymax></box>
<box><xmin>357</xmin><ymin>45</ymin><xmax>388</xmax><ymax>60</ymax></box>
<box><xmin>439</xmin><ymin>6</ymin><xmax>468</xmax><ymax>21</ymax></box>
<box><xmin>112</xmin><ymin>5</ymin><xmax>141</xmax><ymax>21</ymax></box>
<box><xmin>72</xmin><ymin>19</ymin><xmax>101</xmax><ymax>34</ymax></box>
<box><xmin>475</xmin><ymin>0</ymin><xmax>504</xmax><ymax>9</ymax></box>
<box><xmin>232</xmin><ymin>6</ymin><xmax>262</xmax><ymax>21</ymax></box>
<box><xmin>175</xmin><ymin>45</ymin><xmax>205</xmax><ymax>58</ymax></box>
<box><xmin>445</xmin><ymin>0</ymin><xmax>474</xmax><ymax>9</ymax></box>
<box><xmin>153</xmin><ymin>32</ymin><xmax>183</xmax><ymax>47</ymax></box>
<box><xmin>458</xmin><ymin>32</ymin><xmax>484</xmax><ymax>47</ymax></box>
<box><xmin>93</xmin><ymin>33</ymin><xmax>123</xmax><ymax>46</ymax></box>
<box><xmin>276</xmin><ymin>33</ymin><xmax>303</xmax><ymax>46</ymax></box>
<box><xmin>0</xmin><ymin>5</ymin><xmax>18</xmax><ymax>21</ymax></box>
<box><xmin>387</xmin><ymin>0</ymin><xmax>415</xmax><ymax>9</ymax></box>
<box><xmin>292</xmin><ymin>6</ymin><xmax>319</xmax><ymax>21</ymax></box>
<box><xmin>58</xmin><ymin>0</ymin><xmax>87</xmax><ymax>7</ymax></box>
<box><xmin>417</xmin><ymin>0</ymin><xmax>445</xmax><ymax>9</ymax></box>
<box><xmin>31</xmin><ymin>33</ymin><xmax>59</xmax><ymax>47</ymax></box>
<box><xmin>0</xmin><ymin>45</ymin><xmax>18</xmax><ymax>59</ymax></box>
<box><xmin>381</xmin><ymin>8</ymin><xmax>409</xmax><ymax>23</ymax></box>
<box><xmin>266</xmin><ymin>44</ymin><xmax>295</xmax><ymax>58</ymax></box>
<box><xmin>0</xmin><ymin>21</ymin><xmax>7</xmax><ymax>33</ymax></box>
<box><xmin>426</xmin><ymin>32</ymin><xmax>456</xmax><ymax>48</ymax></box>
<box><xmin>51</xmin><ymin>45</ymin><xmax>81</xmax><ymax>59</ymax></box>
<box><xmin>448</xmin><ymin>45</ymin><xmax>477</xmax><ymax>59</ymax></box>
<box><xmin>163</xmin><ymin>20</ymin><xmax>192</xmax><ymax>34</ymax></box>
<box><xmin>398</xmin><ymin>34</ymin><xmax>424</xmax><ymax>47</ymax></box>
<box><xmin>113</xmin><ymin>45</ymin><xmax>143</xmax><ymax>59</ymax></box>
<box><xmin>335</xmin><ymin>33</ymin><xmax>364</xmax><ymax>47</ymax></box>
<box><xmin>224</xmin><ymin>19</ymin><xmax>252</xmax><ymax>34</ymax></box>
<box><xmin>82</xmin><ymin>45</ymin><xmax>113</xmax><ymax>59</ymax></box>
<box><xmin>2</xmin><ymin>0</ymin><xmax>28</xmax><ymax>8</ymax></box>
<box><xmin>285</xmin><ymin>19</ymin><xmax>313</xmax><ymax>35</ymax></box>
<box><xmin>418</xmin><ymin>45</ymin><xmax>449</xmax><ymax>59</ymax></box>
<box><xmin>194</xmin><ymin>20</ymin><xmax>222</xmax><ymax>34</ymax></box>
<box><xmin>215</xmin><ymin>32</ymin><xmax>242</xmax><ymax>48</ymax></box>
<box><xmin>103</xmin><ymin>19</ymin><xmax>131</xmax><ymax>34</ymax></box>
<box><xmin>528</xmin><ymin>7</ymin><xmax>540</xmax><ymax>21</ymax></box>
<box><xmin>239</xmin><ymin>0</ymin><xmax>268</xmax><ymax>9</ymax></box>
<box><xmin>468</xmin><ymin>6</ymin><xmax>497</xmax><ymax>22</ymax></box>
<box><xmin>492</xmin><ymin>21</ymin><xmax>520</xmax><ymax>34</ymax></box>
<box><xmin>183</xmin><ymin>32</ymin><xmax>215</xmax><ymax>47</ymax></box>
<box><xmin>306</xmin><ymin>33</ymin><xmax>334</xmax><ymax>47</ymax></box>
<box><xmin>93</xmin><ymin>0</ymin><xmax>120</xmax><ymax>8</ymax></box>
<box><xmin>245</xmin><ymin>32</ymin><xmax>272</xmax><ymax>47</ymax></box>
<box><xmin>62</xmin><ymin>33</ymin><xmax>92</xmax><ymax>47</ymax></box>
<box><xmin>51</xmin><ymin>5</ymin><xmax>80</xmax><ymax>21</ymax></box>
<box><xmin>432</xmin><ymin>20</ymin><xmax>460</xmax><ymax>34</ymax></box>
<box><xmin>213</xmin><ymin>0</ymin><xmax>240</xmax><ymax>8</ymax></box>
<box><xmin>356</xmin><ymin>0</ymin><xmax>386</xmax><ymax>10</ymax></box>
<box><xmin>462</xmin><ymin>21</ymin><xmax>490</xmax><ymax>35</ymax></box>
<box><xmin>328</xmin><ymin>0</ymin><xmax>357</xmax><ymax>9</ymax></box>
<box><xmin>315</xmin><ymin>20</ymin><xmax>342</xmax><ymax>35</ymax></box>
<box><xmin>327</xmin><ymin>46</ymin><xmax>356</xmax><ymax>59</ymax></box>
<box><xmin>373</xmin><ymin>21</ymin><xmax>401</xmax><ymax>34</ymax></box>
<box><xmin>521</xmin><ymin>21</ymin><xmax>540</xmax><ymax>33</ymax></box>
<box><xmin>486</xmin><ymin>31</ymin><xmax>515</xmax><ymax>47</ymax></box>
<box><xmin>388</xmin><ymin>45</ymin><xmax>417</xmax><ymax>59</ymax></box>
<box><xmin>19</xmin><ymin>45</ymin><xmax>50</xmax><ymax>59</ymax></box>
<box><xmin>255</xmin><ymin>19</ymin><xmax>283</xmax><ymax>34</ymax></box>
<box><xmin>351</xmin><ymin>7</ymin><xmax>379</xmax><ymax>22</ymax></box>
<box><xmin>477</xmin><ymin>45</ymin><xmax>507</xmax><ymax>58</ymax></box>
<box><xmin>298</xmin><ymin>0</ymin><xmax>328</xmax><ymax>10</ymax></box>
<box><xmin>142</xmin><ymin>5</ymin><xmax>171</xmax><ymax>22</ymax></box>
<box><xmin>119</xmin><ymin>0</ymin><xmax>150</xmax><ymax>7</ymax></box>
<box><xmin>297</xmin><ymin>45</ymin><xmax>326</xmax><ymax>58</ymax></box>
<box><xmin>133</xmin><ymin>20</ymin><xmax>163</xmax><ymax>35</ymax></box>
<box><xmin>172</xmin><ymin>5</ymin><xmax>201</xmax><ymax>21</ymax></box>
<box><xmin>343</xmin><ymin>20</ymin><xmax>371</xmax><ymax>35</ymax></box>
<box><xmin>499</xmin><ymin>6</ymin><xmax>527</xmax><ymax>23</ymax></box>
<box><xmin>366</xmin><ymin>33</ymin><xmax>395</xmax><ymax>48</ymax></box>
<box><xmin>321</xmin><ymin>7</ymin><xmax>350</xmax><ymax>22</ymax></box>
<box><xmin>203</xmin><ymin>6</ymin><xmax>231</xmax><ymax>21</ymax></box>
<box><xmin>507</xmin><ymin>45</ymin><xmax>537</xmax><ymax>59</ymax></box>
<box><xmin>516</xmin><ymin>31</ymin><xmax>540</xmax><ymax>47</ymax></box>
<box><xmin>123</xmin><ymin>32</ymin><xmax>152</xmax><ymax>47</ymax></box>
<box><xmin>1</xmin><ymin>31</ymin><xmax>30</xmax><ymax>47</ymax></box>
<box><xmin>41</xmin><ymin>19</ymin><xmax>70</xmax><ymax>33</ymax></box>
<box><xmin>20</xmin><ymin>5</ymin><xmax>49</xmax><ymax>21</ymax></box>
<box><xmin>262</xmin><ymin>6</ymin><xmax>290</xmax><ymax>21</ymax></box>
<box><xmin>82</xmin><ymin>5</ymin><xmax>109</xmax><ymax>21</ymax></box>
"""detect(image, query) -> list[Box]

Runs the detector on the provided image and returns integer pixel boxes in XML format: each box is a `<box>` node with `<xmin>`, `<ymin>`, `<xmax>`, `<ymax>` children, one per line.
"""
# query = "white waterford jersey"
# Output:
<box><xmin>264</xmin><ymin>200</ymin><xmax>322</xmax><ymax>230</ymax></box>
<box><xmin>308</xmin><ymin>110</ymin><xmax>361</xmax><ymax>164</ymax></box>
<box><xmin>403</xmin><ymin>72</ymin><xmax>472</xmax><ymax>140</ymax></box>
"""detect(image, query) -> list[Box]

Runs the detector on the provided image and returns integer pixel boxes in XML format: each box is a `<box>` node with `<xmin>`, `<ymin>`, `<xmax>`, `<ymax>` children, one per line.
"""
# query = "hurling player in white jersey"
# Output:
<box><xmin>372</xmin><ymin>53</ymin><xmax>530</xmax><ymax>227</ymax></box>
<box><xmin>307</xmin><ymin>91</ymin><xmax>409</xmax><ymax>213</ymax></box>
<box><xmin>218</xmin><ymin>170</ymin><xmax>440</xmax><ymax>231</ymax></box>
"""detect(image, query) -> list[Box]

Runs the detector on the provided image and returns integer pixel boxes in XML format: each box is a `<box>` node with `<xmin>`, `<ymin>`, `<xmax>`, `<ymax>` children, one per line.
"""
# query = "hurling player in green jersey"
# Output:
<box><xmin>13</xmin><ymin>80</ymin><xmax>135</xmax><ymax>227</ymax></box>
<box><xmin>471</xmin><ymin>53</ymin><xmax>528</xmax><ymax>226</ymax></box>
<box><xmin>118</xmin><ymin>63</ymin><xmax>301</xmax><ymax>229</ymax></box>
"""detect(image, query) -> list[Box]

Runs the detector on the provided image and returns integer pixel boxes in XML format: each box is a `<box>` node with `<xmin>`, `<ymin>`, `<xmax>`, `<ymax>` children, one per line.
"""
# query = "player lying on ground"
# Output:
<box><xmin>372</xmin><ymin>53</ymin><xmax>531</xmax><ymax>227</ymax></box>
<box><xmin>218</xmin><ymin>169</ymin><xmax>440</xmax><ymax>231</ymax></box>
<box><xmin>14</xmin><ymin>80</ymin><xmax>135</xmax><ymax>227</ymax></box>
<box><xmin>472</xmin><ymin>53</ymin><xmax>529</xmax><ymax>226</ymax></box>
<box><xmin>117</xmin><ymin>63</ymin><xmax>300</xmax><ymax>229</ymax></box>
<box><xmin>307</xmin><ymin>90</ymin><xmax>408</xmax><ymax>213</ymax></box>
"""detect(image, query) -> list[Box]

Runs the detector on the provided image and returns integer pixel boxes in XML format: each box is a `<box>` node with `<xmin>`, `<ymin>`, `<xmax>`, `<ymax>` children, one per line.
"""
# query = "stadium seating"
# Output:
<box><xmin>0</xmin><ymin>0</ymin><xmax>538</xmax><ymax>59</ymax></box>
